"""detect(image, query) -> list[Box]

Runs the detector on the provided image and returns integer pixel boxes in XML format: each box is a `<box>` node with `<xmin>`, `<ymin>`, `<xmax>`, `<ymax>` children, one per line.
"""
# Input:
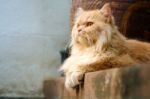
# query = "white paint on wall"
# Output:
<box><xmin>0</xmin><ymin>0</ymin><xmax>70</xmax><ymax>97</ymax></box>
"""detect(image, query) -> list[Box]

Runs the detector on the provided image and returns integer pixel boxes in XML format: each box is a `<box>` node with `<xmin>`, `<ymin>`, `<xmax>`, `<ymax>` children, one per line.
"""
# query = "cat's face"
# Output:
<box><xmin>72</xmin><ymin>3</ymin><xmax>114</xmax><ymax>48</ymax></box>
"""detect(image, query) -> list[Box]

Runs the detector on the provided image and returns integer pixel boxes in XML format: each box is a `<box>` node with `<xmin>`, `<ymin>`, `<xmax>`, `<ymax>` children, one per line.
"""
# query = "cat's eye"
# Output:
<box><xmin>86</xmin><ymin>21</ymin><xmax>94</xmax><ymax>27</ymax></box>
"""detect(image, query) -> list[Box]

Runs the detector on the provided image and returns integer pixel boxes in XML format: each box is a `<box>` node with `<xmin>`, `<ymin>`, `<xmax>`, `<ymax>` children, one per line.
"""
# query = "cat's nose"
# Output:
<box><xmin>78</xmin><ymin>29</ymin><xmax>82</xmax><ymax>32</ymax></box>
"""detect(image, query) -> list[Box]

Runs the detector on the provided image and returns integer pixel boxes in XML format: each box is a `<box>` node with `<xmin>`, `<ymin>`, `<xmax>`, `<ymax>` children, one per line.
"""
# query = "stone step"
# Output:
<box><xmin>43</xmin><ymin>64</ymin><xmax>150</xmax><ymax>99</ymax></box>
<box><xmin>0</xmin><ymin>97</ymin><xmax>43</xmax><ymax>99</ymax></box>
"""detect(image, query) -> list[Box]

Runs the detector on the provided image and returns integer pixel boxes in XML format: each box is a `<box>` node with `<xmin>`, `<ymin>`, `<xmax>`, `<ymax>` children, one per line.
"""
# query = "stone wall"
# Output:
<box><xmin>43</xmin><ymin>64</ymin><xmax>150</xmax><ymax>99</ymax></box>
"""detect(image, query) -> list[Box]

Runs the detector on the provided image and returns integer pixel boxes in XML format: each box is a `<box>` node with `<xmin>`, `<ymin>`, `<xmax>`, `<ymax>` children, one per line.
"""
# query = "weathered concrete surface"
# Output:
<box><xmin>43</xmin><ymin>78</ymin><xmax>78</xmax><ymax>99</ymax></box>
<box><xmin>43</xmin><ymin>64</ymin><xmax>150</xmax><ymax>99</ymax></box>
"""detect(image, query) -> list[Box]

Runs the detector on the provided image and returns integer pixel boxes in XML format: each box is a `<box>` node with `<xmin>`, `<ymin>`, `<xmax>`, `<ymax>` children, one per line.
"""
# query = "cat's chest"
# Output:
<box><xmin>72</xmin><ymin>47</ymin><xmax>97</xmax><ymax>56</ymax></box>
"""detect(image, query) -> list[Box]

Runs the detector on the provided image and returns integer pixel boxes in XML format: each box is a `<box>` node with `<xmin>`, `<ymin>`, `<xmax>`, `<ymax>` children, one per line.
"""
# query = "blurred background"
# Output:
<box><xmin>0</xmin><ymin>0</ymin><xmax>71</xmax><ymax>97</ymax></box>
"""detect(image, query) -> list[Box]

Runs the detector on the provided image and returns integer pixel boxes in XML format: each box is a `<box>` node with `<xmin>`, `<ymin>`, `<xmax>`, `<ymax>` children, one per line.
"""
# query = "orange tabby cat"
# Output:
<box><xmin>60</xmin><ymin>3</ymin><xmax>150</xmax><ymax>89</ymax></box>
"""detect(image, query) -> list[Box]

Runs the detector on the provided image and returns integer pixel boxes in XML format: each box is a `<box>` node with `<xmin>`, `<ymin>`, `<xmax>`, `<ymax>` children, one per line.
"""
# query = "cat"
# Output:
<box><xmin>60</xmin><ymin>3</ymin><xmax>150</xmax><ymax>89</ymax></box>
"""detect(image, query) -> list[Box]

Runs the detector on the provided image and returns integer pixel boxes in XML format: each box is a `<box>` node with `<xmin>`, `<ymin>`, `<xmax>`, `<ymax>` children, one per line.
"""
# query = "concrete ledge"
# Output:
<box><xmin>43</xmin><ymin>64</ymin><xmax>150</xmax><ymax>99</ymax></box>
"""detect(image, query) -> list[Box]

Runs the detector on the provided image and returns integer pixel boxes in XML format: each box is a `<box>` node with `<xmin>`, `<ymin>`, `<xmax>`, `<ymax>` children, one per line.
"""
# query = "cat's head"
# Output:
<box><xmin>71</xmin><ymin>3</ymin><xmax>115</xmax><ymax>51</ymax></box>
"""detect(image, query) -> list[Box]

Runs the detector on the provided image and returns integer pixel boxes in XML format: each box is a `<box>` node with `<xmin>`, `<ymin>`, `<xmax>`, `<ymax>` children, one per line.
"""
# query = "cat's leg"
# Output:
<box><xmin>64</xmin><ymin>55</ymin><xmax>109</xmax><ymax>88</ymax></box>
<box><xmin>65</xmin><ymin>54</ymin><xmax>135</xmax><ymax>88</ymax></box>
<box><xmin>65</xmin><ymin>70</ymin><xmax>84</xmax><ymax>88</ymax></box>
<box><xmin>59</xmin><ymin>56</ymin><xmax>85</xmax><ymax>88</ymax></box>
<box><xmin>59</xmin><ymin>56</ymin><xmax>76</xmax><ymax>73</ymax></box>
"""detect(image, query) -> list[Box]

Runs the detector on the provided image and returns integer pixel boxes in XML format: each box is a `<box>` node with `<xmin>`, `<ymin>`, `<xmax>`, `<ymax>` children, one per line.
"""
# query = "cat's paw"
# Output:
<box><xmin>65</xmin><ymin>71</ymin><xmax>84</xmax><ymax>88</ymax></box>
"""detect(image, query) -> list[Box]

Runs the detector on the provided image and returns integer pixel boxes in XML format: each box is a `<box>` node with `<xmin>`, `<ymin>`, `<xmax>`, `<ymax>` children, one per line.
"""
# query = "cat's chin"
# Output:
<box><xmin>76</xmin><ymin>41</ymin><xmax>91</xmax><ymax>47</ymax></box>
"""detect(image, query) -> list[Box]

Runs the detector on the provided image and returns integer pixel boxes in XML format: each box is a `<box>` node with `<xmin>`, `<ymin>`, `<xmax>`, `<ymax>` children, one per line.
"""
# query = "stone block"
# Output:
<box><xmin>82</xmin><ymin>65</ymin><xmax>150</xmax><ymax>99</ymax></box>
<box><xmin>43</xmin><ymin>64</ymin><xmax>150</xmax><ymax>99</ymax></box>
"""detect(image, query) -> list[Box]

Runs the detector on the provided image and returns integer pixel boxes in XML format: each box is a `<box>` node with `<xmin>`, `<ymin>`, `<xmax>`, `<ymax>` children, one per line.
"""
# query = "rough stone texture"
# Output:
<box><xmin>43</xmin><ymin>78</ymin><xmax>78</xmax><ymax>99</ymax></box>
<box><xmin>43</xmin><ymin>78</ymin><xmax>64</xmax><ymax>99</ymax></box>
<box><xmin>43</xmin><ymin>64</ymin><xmax>150</xmax><ymax>99</ymax></box>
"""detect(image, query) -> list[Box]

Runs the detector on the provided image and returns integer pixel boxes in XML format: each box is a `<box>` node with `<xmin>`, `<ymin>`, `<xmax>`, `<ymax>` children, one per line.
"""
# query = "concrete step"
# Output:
<box><xmin>43</xmin><ymin>64</ymin><xmax>150</xmax><ymax>99</ymax></box>
<box><xmin>0</xmin><ymin>97</ymin><xmax>43</xmax><ymax>99</ymax></box>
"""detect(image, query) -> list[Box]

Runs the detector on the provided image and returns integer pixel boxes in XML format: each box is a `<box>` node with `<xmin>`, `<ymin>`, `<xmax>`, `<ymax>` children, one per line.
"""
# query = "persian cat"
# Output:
<box><xmin>60</xmin><ymin>3</ymin><xmax>150</xmax><ymax>88</ymax></box>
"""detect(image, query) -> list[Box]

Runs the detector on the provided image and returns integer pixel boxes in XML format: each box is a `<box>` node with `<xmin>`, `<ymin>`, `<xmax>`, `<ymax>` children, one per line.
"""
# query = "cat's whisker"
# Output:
<box><xmin>85</xmin><ymin>33</ymin><xmax>92</xmax><ymax>46</ymax></box>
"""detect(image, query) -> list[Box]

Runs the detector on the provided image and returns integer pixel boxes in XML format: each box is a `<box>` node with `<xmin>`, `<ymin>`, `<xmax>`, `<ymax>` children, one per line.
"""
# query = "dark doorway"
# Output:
<box><xmin>126</xmin><ymin>8</ymin><xmax>150</xmax><ymax>42</ymax></box>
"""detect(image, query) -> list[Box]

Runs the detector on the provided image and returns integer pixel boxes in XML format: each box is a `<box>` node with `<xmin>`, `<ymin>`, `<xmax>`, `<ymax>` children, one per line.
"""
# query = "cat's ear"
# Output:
<box><xmin>100</xmin><ymin>3</ymin><xmax>112</xmax><ymax>23</ymax></box>
<box><xmin>74</xmin><ymin>7</ymin><xmax>84</xmax><ymax>21</ymax></box>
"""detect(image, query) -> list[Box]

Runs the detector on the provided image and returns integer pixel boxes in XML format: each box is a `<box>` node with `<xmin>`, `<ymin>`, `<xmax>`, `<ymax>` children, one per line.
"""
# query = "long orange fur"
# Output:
<box><xmin>60</xmin><ymin>3</ymin><xmax>150</xmax><ymax>88</ymax></box>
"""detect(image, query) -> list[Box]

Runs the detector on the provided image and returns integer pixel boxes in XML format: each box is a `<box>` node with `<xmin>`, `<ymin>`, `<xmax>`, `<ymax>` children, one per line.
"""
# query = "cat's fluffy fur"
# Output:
<box><xmin>60</xmin><ymin>3</ymin><xmax>150</xmax><ymax>88</ymax></box>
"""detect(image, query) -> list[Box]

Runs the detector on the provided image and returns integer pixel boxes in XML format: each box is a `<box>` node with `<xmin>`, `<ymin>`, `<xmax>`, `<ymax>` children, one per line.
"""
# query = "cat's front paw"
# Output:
<box><xmin>65</xmin><ymin>71</ymin><xmax>84</xmax><ymax>89</ymax></box>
